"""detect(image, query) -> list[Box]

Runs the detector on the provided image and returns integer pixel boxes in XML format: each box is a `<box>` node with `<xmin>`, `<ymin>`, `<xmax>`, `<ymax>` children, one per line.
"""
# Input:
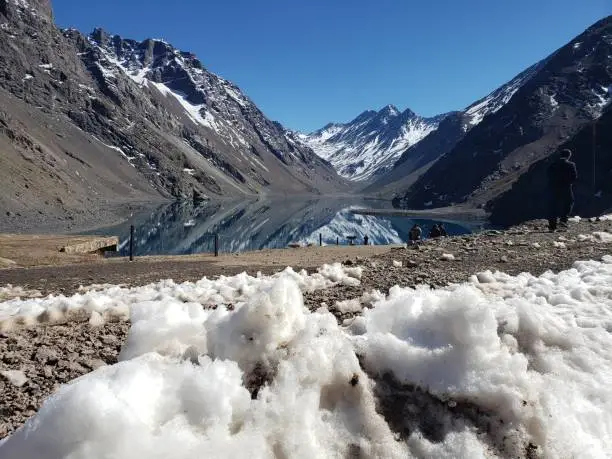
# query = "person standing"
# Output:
<box><xmin>547</xmin><ymin>149</ymin><xmax>578</xmax><ymax>232</ymax></box>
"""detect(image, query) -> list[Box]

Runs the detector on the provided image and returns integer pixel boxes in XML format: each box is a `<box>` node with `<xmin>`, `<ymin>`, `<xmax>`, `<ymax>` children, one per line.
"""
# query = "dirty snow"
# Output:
<box><xmin>577</xmin><ymin>232</ymin><xmax>612</xmax><ymax>243</ymax></box>
<box><xmin>2</xmin><ymin>258</ymin><xmax>612</xmax><ymax>457</ymax></box>
<box><xmin>0</xmin><ymin>264</ymin><xmax>362</xmax><ymax>330</ymax></box>
<box><xmin>0</xmin><ymin>370</ymin><xmax>28</xmax><ymax>388</ymax></box>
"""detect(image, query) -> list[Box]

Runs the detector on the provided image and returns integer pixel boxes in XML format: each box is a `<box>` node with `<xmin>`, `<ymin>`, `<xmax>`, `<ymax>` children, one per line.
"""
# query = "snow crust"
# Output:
<box><xmin>3</xmin><ymin>258</ymin><xmax>612</xmax><ymax>458</ymax></box>
<box><xmin>0</xmin><ymin>264</ymin><xmax>361</xmax><ymax>330</ymax></box>
<box><xmin>577</xmin><ymin>231</ymin><xmax>612</xmax><ymax>243</ymax></box>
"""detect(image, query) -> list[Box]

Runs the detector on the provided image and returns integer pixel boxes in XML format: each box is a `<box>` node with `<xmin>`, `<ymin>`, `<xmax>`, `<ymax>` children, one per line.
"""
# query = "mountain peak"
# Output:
<box><xmin>401</xmin><ymin>107</ymin><xmax>416</xmax><ymax>118</ymax></box>
<box><xmin>300</xmin><ymin>105</ymin><xmax>444</xmax><ymax>180</ymax></box>
<box><xmin>379</xmin><ymin>104</ymin><xmax>400</xmax><ymax>116</ymax></box>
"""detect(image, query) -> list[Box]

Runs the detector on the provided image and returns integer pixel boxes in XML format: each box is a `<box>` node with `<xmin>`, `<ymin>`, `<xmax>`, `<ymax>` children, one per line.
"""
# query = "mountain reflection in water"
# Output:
<box><xmin>90</xmin><ymin>199</ymin><xmax>488</xmax><ymax>256</ymax></box>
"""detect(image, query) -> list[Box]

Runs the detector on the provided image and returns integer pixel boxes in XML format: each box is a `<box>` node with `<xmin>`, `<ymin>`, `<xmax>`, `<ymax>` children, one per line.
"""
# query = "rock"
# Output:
<box><xmin>1</xmin><ymin>370</ymin><xmax>28</xmax><ymax>388</ymax></box>
<box><xmin>392</xmin><ymin>260</ymin><xmax>403</xmax><ymax>268</ymax></box>
<box><xmin>101</xmin><ymin>335</ymin><xmax>118</xmax><ymax>345</ymax></box>
<box><xmin>440</xmin><ymin>253</ymin><xmax>455</xmax><ymax>261</ymax></box>
<box><xmin>500</xmin><ymin>255</ymin><xmax>509</xmax><ymax>263</ymax></box>
<box><xmin>34</xmin><ymin>347</ymin><xmax>59</xmax><ymax>365</ymax></box>
<box><xmin>0</xmin><ymin>257</ymin><xmax>17</xmax><ymax>267</ymax></box>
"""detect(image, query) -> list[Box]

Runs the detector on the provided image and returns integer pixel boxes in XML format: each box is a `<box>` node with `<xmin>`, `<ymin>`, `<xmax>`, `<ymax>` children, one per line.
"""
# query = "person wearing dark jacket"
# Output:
<box><xmin>429</xmin><ymin>224</ymin><xmax>442</xmax><ymax>238</ymax></box>
<box><xmin>408</xmin><ymin>224</ymin><xmax>422</xmax><ymax>244</ymax></box>
<box><xmin>547</xmin><ymin>149</ymin><xmax>578</xmax><ymax>231</ymax></box>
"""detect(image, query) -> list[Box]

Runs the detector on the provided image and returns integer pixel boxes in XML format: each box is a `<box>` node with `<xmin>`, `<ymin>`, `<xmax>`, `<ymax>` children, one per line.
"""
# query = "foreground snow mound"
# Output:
<box><xmin>351</xmin><ymin>256</ymin><xmax>612</xmax><ymax>457</ymax></box>
<box><xmin>1</xmin><ymin>278</ymin><xmax>404</xmax><ymax>459</ymax></box>
<box><xmin>0</xmin><ymin>263</ymin><xmax>362</xmax><ymax>330</ymax></box>
<box><xmin>2</xmin><ymin>257</ymin><xmax>612</xmax><ymax>458</ymax></box>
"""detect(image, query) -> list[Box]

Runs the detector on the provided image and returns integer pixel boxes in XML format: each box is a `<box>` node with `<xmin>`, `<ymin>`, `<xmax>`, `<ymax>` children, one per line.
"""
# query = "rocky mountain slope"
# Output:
<box><xmin>0</xmin><ymin>0</ymin><xmax>346</xmax><ymax>231</ymax></box>
<box><xmin>488</xmin><ymin>104</ymin><xmax>612</xmax><ymax>226</ymax></box>
<box><xmin>391</xmin><ymin>16</ymin><xmax>611</xmax><ymax>218</ymax></box>
<box><xmin>365</xmin><ymin>60</ymin><xmax>547</xmax><ymax>196</ymax></box>
<box><xmin>298</xmin><ymin>105</ymin><xmax>448</xmax><ymax>181</ymax></box>
<box><xmin>303</xmin><ymin>58</ymin><xmax>546</xmax><ymax>186</ymax></box>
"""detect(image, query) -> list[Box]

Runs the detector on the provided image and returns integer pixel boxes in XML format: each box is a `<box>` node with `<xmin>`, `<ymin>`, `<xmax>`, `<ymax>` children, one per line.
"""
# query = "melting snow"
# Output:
<box><xmin>577</xmin><ymin>232</ymin><xmax>612</xmax><ymax>243</ymax></box>
<box><xmin>2</xmin><ymin>258</ymin><xmax>612</xmax><ymax>457</ymax></box>
<box><xmin>0</xmin><ymin>264</ymin><xmax>362</xmax><ymax>329</ymax></box>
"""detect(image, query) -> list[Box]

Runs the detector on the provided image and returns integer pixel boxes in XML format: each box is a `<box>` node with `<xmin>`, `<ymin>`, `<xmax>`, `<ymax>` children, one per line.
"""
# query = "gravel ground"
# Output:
<box><xmin>1</xmin><ymin>218</ymin><xmax>611</xmax><ymax>440</ymax></box>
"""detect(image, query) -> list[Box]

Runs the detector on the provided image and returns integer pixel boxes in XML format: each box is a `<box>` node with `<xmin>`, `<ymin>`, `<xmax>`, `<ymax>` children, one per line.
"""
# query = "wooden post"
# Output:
<box><xmin>129</xmin><ymin>225</ymin><xmax>134</xmax><ymax>261</ymax></box>
<box><xmin>319</xmin><ymin>233</ymin><xmax>322</xmax><ymax>246</ymax></box>
<box><xmin>214</xmin><ymin>233</ymin><xmax>219</xmax><ymax>257</ymax></box>
<box><xmin>336</xmin><ymin>237</ymin><xmax>339</xmax><ymax>246</ymax></box>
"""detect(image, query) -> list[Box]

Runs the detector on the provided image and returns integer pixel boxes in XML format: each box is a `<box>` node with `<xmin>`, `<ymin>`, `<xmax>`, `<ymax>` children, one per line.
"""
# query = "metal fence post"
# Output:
<box><xmin>129</xmin><ymin>225</ymin><xmax>134</xmax><ymax>261</ymax></box>
<box><xmin>214</xmin><ymin>233</ymin><xmax>219</xmax><ymax>257</ymax></box>
<box><xmin>319</xmin><ymin>233</ymin><xmax>322</xmax><ymax>246</ymax></box>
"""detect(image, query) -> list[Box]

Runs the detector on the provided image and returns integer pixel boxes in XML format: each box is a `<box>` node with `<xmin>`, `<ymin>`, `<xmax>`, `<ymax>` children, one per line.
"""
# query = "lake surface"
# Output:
<box><xmin>89</xmin><ymin>198</ymin><xmax>490</xmax><ymax>256</ymax></box>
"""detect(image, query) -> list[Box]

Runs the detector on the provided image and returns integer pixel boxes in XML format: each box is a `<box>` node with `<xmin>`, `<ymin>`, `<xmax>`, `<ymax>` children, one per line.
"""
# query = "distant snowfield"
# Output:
<box><xmin>2</xmin><ymin>257</ymin><xmax>612</xmax><ymax>457</ymax></box>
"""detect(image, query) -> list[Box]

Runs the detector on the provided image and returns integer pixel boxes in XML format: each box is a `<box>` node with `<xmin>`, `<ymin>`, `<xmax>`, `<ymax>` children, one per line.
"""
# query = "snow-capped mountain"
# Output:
<box><xmin>301</xmin><ymin>60</ymin><xmax>545</xmax><ymax>184</ymax></box>
<box><xmin>392</xmin><ymin>15</ymin><xmax>612</xmax><ymax>218</ymax></box>
<box><xmin>0</xmin><ymin>0</ymin><xmax>347</xmax><ymax>229</ymax></box>
<box><xmin>77</xmin><ymin>28</ymin><xmax>344</xmax><ymax>194</ymax></box>
<box><xmin>364</xmin><ymin>60</ymin><xmax>545</xmax><ymax>196</ymax></box>
<box><xmin>298</xmin><ymin>105</ymin><xmax>449</xmax><ymax>181</ymax></box>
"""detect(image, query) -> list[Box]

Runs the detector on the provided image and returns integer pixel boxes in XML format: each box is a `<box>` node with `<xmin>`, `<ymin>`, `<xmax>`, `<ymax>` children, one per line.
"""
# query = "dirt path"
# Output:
<box><xmin>0</xmin><ymin>245</ymin><xmax>398</xmax><ymax>295</ymax></box>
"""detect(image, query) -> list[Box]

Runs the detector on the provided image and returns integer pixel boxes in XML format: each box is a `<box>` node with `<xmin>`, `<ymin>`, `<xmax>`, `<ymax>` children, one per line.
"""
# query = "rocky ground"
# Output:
<box><xmin>1</xmin><ymin>218</ymin><xmax>611</xmax><ymax>439</ymax></box>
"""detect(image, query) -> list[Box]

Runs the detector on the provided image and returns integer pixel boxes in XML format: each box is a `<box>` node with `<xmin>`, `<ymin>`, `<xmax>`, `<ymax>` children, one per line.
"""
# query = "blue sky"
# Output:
<box><xmin>53</xmin><ymin>1</ymin><xmax>609</xmax><ymax>132</ymax></box>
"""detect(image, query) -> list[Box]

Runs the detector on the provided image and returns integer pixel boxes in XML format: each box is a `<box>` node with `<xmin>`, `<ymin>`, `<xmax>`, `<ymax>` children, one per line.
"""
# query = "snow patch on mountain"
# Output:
<box><xmin>85</xmin><ymin>32</ymin><xmax>299</xmax><ymax>158</ymax></box>
<box><xmin>465</xmin><ymin>60</ymin><xmax>543</xmax><ymax>126</ymax></box>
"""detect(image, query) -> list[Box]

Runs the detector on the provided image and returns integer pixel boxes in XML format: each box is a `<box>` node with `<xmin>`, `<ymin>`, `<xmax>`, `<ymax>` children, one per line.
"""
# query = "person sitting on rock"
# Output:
<box><xmin>429</xmin><ymin>224</ymin><xmax>442</xmax><ymax>238</ymax></box>
<box><xmin>547</xmin><ymin>149</ymin><xmax>578</xmax><ymax>232</ymax></box>
<box><xmin>408</xmin><ymin>224</ymin><xmax>422</xmax><ymax>244</ymax></box>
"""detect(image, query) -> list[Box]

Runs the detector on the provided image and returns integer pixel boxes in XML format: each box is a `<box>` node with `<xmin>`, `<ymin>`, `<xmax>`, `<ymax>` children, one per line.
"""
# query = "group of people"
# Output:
<box><xmin>408</xmin><ymin>222</ymin><xmax>447</xmax><ymax>243</ymax></box>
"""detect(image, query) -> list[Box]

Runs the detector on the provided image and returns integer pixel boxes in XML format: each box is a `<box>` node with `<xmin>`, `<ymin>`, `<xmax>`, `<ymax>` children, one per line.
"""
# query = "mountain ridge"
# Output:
<box><xmin>391</xmin><ymin>15</ymin><xmax>611</xmax><ymax>218</ymax></box>
<box><xmin>297</xmin><ymin>105</ymin><xmax>451</xmax><ymax>181</ymax></box>
<box><xmin>0</xmin><ymin>0</ymin><xmax>348</xmax><ymax>231</ymax></box>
